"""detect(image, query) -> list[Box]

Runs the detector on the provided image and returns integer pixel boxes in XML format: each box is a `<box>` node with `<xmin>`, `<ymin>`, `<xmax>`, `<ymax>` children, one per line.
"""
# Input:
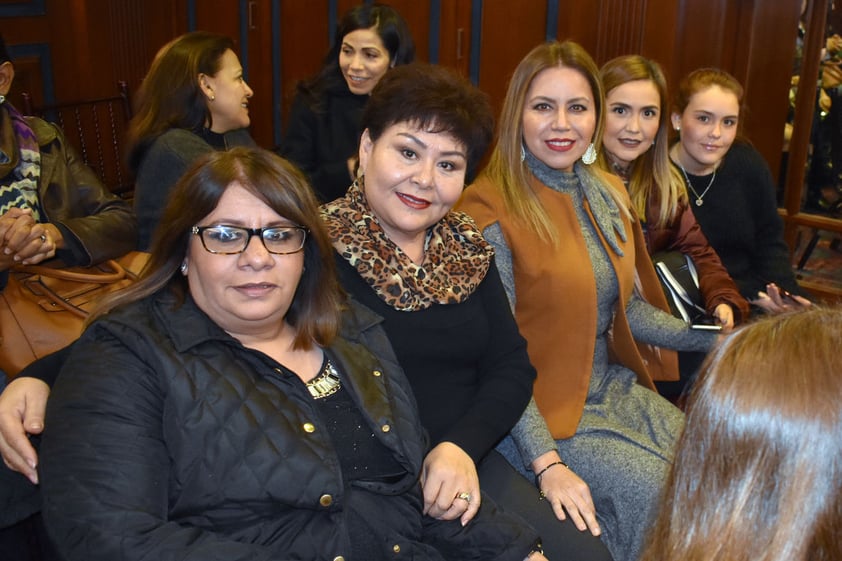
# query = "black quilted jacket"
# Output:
<box><xmin>39</xmin><ymin>290</ymin><xmax>537</xmax><ymax>561</ymax></box>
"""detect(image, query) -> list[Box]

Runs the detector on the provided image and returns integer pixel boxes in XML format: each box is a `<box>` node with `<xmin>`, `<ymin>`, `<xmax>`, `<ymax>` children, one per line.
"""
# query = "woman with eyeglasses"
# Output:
<box><xmin>33</xmin><ymin>147</ymin><xmax>544</xmax><ymax>561</ymax></box>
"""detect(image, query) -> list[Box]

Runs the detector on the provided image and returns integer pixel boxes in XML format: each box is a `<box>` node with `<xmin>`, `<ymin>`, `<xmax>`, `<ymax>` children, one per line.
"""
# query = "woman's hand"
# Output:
<box><xmin>751</xmin><ymin>283</ymin><xmax>811</xmax><ymax>314</ymax></box>
<box><xmin>0</xmin><ymin>208</ymin><xmax>59</xmax><ymax>267</ymax></box>
<box><xmin>532</xmin><ymin>451</ymin><xmax>601</xmax><ymax>536</ymax></box>
<box><xmin>420</xmin><ymin>441</ymin><xmax>480</xmax><ymax>525</ymax></box>
<box><xmin>712</xmin><ymin>303</ymin><xmax>734</xmax><ymax>331</ymax></box>
<box><xmin>0</xmin><ymin>377</ymin><xmax>50</xmax><ymax>484</ymax></box>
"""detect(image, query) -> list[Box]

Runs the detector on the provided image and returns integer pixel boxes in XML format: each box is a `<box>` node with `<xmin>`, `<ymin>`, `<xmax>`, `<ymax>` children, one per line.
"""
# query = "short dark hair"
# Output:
<box><xmin>92</xmin><ymin>147</ymin><xmax>343</xmax><ymax>350</ymax></box>
<box><xmin>361</xmin><ymin>62</ymin><xmax>494</xmax><ymax>177</ymax></box>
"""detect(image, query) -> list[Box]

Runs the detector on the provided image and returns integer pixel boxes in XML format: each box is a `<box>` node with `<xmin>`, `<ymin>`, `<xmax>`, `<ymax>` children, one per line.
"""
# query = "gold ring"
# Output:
<box><xmin>454</xmin><ymin>492</ymin><xmax>472</xmax><ymax>503</ymax></box>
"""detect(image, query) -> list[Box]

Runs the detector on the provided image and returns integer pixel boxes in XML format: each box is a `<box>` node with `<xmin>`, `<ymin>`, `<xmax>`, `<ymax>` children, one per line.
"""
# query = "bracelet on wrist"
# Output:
<box><xmin>535</xmin><ymin>460</ymin><xmax>568</xmax><ymax>482</ymax></box>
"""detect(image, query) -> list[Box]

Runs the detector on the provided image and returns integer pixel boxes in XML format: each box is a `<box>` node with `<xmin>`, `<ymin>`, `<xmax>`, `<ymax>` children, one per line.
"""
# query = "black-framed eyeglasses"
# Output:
<box><xmin>191</xmin><ymin>225</ymin><xmax>308</xmax><ymax>255</ymax></box>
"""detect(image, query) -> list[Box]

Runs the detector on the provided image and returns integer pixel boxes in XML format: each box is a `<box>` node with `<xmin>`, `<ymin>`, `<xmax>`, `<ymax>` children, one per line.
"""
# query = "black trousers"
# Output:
<box><xmin>479</xmin><ymin>449</ymin><xmax>614</xmax><ymax>561</ymax></box>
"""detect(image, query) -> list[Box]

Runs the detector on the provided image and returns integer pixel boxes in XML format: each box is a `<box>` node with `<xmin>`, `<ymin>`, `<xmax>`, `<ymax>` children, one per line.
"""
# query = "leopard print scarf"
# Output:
<box><xmin>321</xmin><ymin>179</ymin><xmax>494</xmax><ymax>311</ymax></box>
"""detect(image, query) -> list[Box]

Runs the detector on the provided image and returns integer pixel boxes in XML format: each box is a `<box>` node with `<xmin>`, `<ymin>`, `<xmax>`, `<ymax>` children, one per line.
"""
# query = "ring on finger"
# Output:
<box><xmin>39</xmin><ymin>234</ymin><xmax>47</xmax><ymax>243</ymax></box>
<box><xmin>454</xmin><ymin>491</ymin><xmax>472</xmax><ymax>503</ymax></box>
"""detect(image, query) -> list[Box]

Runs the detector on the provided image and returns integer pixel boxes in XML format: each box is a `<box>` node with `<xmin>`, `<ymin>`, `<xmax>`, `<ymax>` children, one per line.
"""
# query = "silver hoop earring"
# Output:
<box><xmin>180</xmin><ymin>261</ymin><xmax>188</xmax><ymax>275</ymax></box>
<box><xmin>582</xmin><ymin>142</ymin><xmax>597</xmax><ymax>165</ymax></box>
<box><xmin>520</xmin><ymin>144</ymin><xmax>526</xmax><ymax>162</ymax></box>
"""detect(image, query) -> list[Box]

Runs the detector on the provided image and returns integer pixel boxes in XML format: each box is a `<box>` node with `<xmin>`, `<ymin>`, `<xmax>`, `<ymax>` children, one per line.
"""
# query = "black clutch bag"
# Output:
<box><xmin>651</xmin><ymin>251</ymin><xmax>721</xmax><ymax>331</ymax></box>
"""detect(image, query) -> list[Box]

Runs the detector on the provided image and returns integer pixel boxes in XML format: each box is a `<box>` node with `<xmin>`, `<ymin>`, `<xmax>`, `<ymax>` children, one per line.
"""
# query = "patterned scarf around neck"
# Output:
<box><xmin>525</xmin><ymin>149</ymin><xmax>627</xmax><ymax>256</ymax></box>
<box><xmin>0</xmin><ymin>103</ymin><xmax>42</xmax><ymax>220</ymax></box>
<box><xmin>320</xmin><ymin>179</ymin><xmax>494</xmax><ymax>311</ymax></box>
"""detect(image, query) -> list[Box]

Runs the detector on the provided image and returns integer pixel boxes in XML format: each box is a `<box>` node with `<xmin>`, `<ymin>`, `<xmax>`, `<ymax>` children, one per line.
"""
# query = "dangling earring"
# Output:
<box><xmin>582</xmin><ymin>142</ymin><xmax>597</xmax><ymax>165</ymax></box>
<box><xmin>180</xmin><ymin>261</ymin><xmax>188</xmax><ymax>275</ymax></box>
<box><xmin>0</xmin><ymin>95</ymin><xmax>5</xmax><ymax>105</ymax></box>
<box><xmin>520</xmin><ymin>144</ymin><xmax>526</xmax><ymax>162</ymax></box>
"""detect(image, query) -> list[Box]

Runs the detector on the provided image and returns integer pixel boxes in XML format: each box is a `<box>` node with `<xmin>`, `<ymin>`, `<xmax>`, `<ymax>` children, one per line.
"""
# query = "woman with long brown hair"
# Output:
<box><xmin>642</xmin><ymin>306</ymin><xmax>842</xmax><ymax>561</ymax></box>
<box><xmin>128</xmin><ymin>31</ymin><xmax>256</xmax><ymax>250</ymax></box>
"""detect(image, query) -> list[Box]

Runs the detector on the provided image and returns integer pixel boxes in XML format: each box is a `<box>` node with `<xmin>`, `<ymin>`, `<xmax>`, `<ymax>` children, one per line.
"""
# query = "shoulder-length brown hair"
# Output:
<box><xmin>482</xmin><ymin>40</ymin><xmax>623</xmax><ymax>244</ymax></box>
<box><xmin>126</xmin><ymin>31</ymin><xmax>235</xmax><ymax>173</ymax></box>
<box><xmin>598</xmin><ymin>55</ymin><xmax>687</xmax><ymax>228</ymax></box>
<box><xmin>642</xmin><ymin>307</ymin><xmax>842</xmax><ymax>561</ymax></box>
<box><xmin>91</xmin><ymin>147</ymin><xmax>343</xmax><ymax>350</ymax></box>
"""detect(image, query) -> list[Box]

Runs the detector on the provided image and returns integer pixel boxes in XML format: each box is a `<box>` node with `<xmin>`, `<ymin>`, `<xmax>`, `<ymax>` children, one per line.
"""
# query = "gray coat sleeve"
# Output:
<box><xmin>481</xmin><ymin>223</ymin><xmax>557</xmax><ymax>469</ymax></box>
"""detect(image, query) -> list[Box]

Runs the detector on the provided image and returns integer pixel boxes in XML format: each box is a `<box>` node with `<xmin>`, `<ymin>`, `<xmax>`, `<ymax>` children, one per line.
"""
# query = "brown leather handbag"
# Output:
<box><xmin>0</xmin><ymin>251</ymin><xmax>150</xmax><ymax>377</ymax></box>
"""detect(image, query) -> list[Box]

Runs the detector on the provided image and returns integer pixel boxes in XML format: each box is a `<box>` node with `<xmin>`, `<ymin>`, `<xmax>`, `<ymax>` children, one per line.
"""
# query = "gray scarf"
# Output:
<box><xmin>525</xmin><ymin>149</ymin><xmax>627</xmax><ymax>256</ymax></box>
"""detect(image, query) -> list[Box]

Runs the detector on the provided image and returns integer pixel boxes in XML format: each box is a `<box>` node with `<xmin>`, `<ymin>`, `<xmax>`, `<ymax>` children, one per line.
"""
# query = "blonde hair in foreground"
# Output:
<box><xmin>641</xmin><ymin>306</ymin><xmax>842</xmax><ymax>561</ymax></box>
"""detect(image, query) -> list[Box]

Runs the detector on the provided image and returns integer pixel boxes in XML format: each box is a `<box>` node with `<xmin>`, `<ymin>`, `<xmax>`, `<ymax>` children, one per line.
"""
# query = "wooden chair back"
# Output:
<box><xmin>21</xmin><ymin>81</ymin><xmax>134</xmax><ymax>201</ymax></box>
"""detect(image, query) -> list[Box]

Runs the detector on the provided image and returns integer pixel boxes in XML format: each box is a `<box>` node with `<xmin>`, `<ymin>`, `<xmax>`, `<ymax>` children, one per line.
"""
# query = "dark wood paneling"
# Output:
<box><xmin>477</xmin><ymin>0</ymin><xmax>547</xmax><ymax>117</ymax></box>
<box><xmin>438</xmin><ymin>0</ymin><xmax>472</xmax><ymax>75</ymax></box>
<box><xmin>742</xmin><ymin>2</ymin><xmax>802</xmax><ymax>180</ymax></box>
<box><xmin>383</xmin><ymin>0</ymin><xmax>431</xmax><ymax>63</ymax></box>
<box><xmin>0</xmin><ymin>0</ymin><xmax>807</xmax><ymax>191</ymax></box>
<box><xmin>278</xmin><ymin>0</ymin><xmax>330</xmax><ymax>142</ymax></box>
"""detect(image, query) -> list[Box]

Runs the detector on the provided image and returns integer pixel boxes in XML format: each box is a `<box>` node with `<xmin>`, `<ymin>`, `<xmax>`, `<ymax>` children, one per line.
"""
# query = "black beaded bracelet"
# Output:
<box><xmin>535</xmin><ymin>460</ymin><xmax>568</xmax><ymax>482</ymax></box>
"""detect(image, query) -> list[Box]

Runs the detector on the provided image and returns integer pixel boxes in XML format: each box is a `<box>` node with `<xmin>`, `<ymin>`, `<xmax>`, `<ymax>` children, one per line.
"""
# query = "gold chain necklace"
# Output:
<box><xmin>306</xmin><ymin>359</ymin><xmax>341</xmax><ymax>399</ymax></box>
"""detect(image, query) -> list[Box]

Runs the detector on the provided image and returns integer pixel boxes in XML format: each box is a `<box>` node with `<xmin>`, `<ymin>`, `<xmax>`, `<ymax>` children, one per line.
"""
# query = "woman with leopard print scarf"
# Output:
<box><xmin>321</xmin><ymin>63</ymin><xmax>612</xmax><ymax>561</ymax></box>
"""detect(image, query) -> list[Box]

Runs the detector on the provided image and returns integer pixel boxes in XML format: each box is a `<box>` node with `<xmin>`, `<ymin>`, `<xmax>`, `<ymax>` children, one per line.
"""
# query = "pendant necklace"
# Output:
<box><xmin>306</xmin><ymin>358</ymin><xmax>341</xmax><ymax>399</ymax></box>
<box><xmin>678</xmin><ymin>164</ymin><xmax>716</xmax><ymax>206</ymax></box>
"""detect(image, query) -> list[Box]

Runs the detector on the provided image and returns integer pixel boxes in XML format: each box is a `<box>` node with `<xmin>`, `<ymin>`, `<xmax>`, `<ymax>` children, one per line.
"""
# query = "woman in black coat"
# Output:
<box><xmin>37</xmin><ymin>148</ymin><xmax>544</xmax><ymax>561</ymax></box>
<box><xmin>279</xmin><ymin>3</ymin><xmax>414</xmax><ymax>203</ymax></box>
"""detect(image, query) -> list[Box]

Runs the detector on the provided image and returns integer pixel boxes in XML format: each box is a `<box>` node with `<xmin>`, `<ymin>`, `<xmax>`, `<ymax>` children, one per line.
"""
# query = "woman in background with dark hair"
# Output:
<box><xmin>642</xmin><ymin>306</ymin><xmax>842</xmax><ymax>561</ymax></box>
<box><xmin>128</xmin><ymin>31</ymin><xmax>256</xmax><ymax>250</ymax></box>
<box><xmin>280</xmin><ymin>3</ymin><xmax>415</xmax><ymax>203</ymax></box>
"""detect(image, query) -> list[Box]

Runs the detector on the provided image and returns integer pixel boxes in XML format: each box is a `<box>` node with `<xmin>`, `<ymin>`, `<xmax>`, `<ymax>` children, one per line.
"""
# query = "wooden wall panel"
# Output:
<box><xmin>382</xmin><ymin>0</ymin><xmax>431</xmax><ymax>63</ymax></box>
<box><xmin>741</xmin><ymin>2</ymin><xmax>802</xmax><ymax>180</ymax></box>
<box><xmin>437</xmin><ymin>0</ymin><xmax>472</xmax><ymax>74</ymax></box>
<box><xmin>477</xmin><ymin>0</ymin><xmax>547</xmax><ymax>117</ymax></box>
<box><xmin>278</xmin><ymin>0</ymin><xmax>330</xmax><ymax>146</ymax></box>
<box><xmin>0</xmin><ymin>0</ymin><xmax>806</xmax><ymax>186</ymax></box>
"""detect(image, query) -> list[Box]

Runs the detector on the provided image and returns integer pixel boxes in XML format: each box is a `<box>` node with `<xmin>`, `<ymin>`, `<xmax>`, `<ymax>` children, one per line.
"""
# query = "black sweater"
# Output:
<box><xmin>335</xmin><ymin>254</ymin><xmax>536</xmax><ymax>464</ymax></box>
<box><xmin>683</xmin><ymin>141</ymin><xmax>801</xmax><ymax>297</ymax></box>
<box><xmin>280</xmin><ymin>84</ymin><xmax>368</xmax><ymax>204</ymax></box>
